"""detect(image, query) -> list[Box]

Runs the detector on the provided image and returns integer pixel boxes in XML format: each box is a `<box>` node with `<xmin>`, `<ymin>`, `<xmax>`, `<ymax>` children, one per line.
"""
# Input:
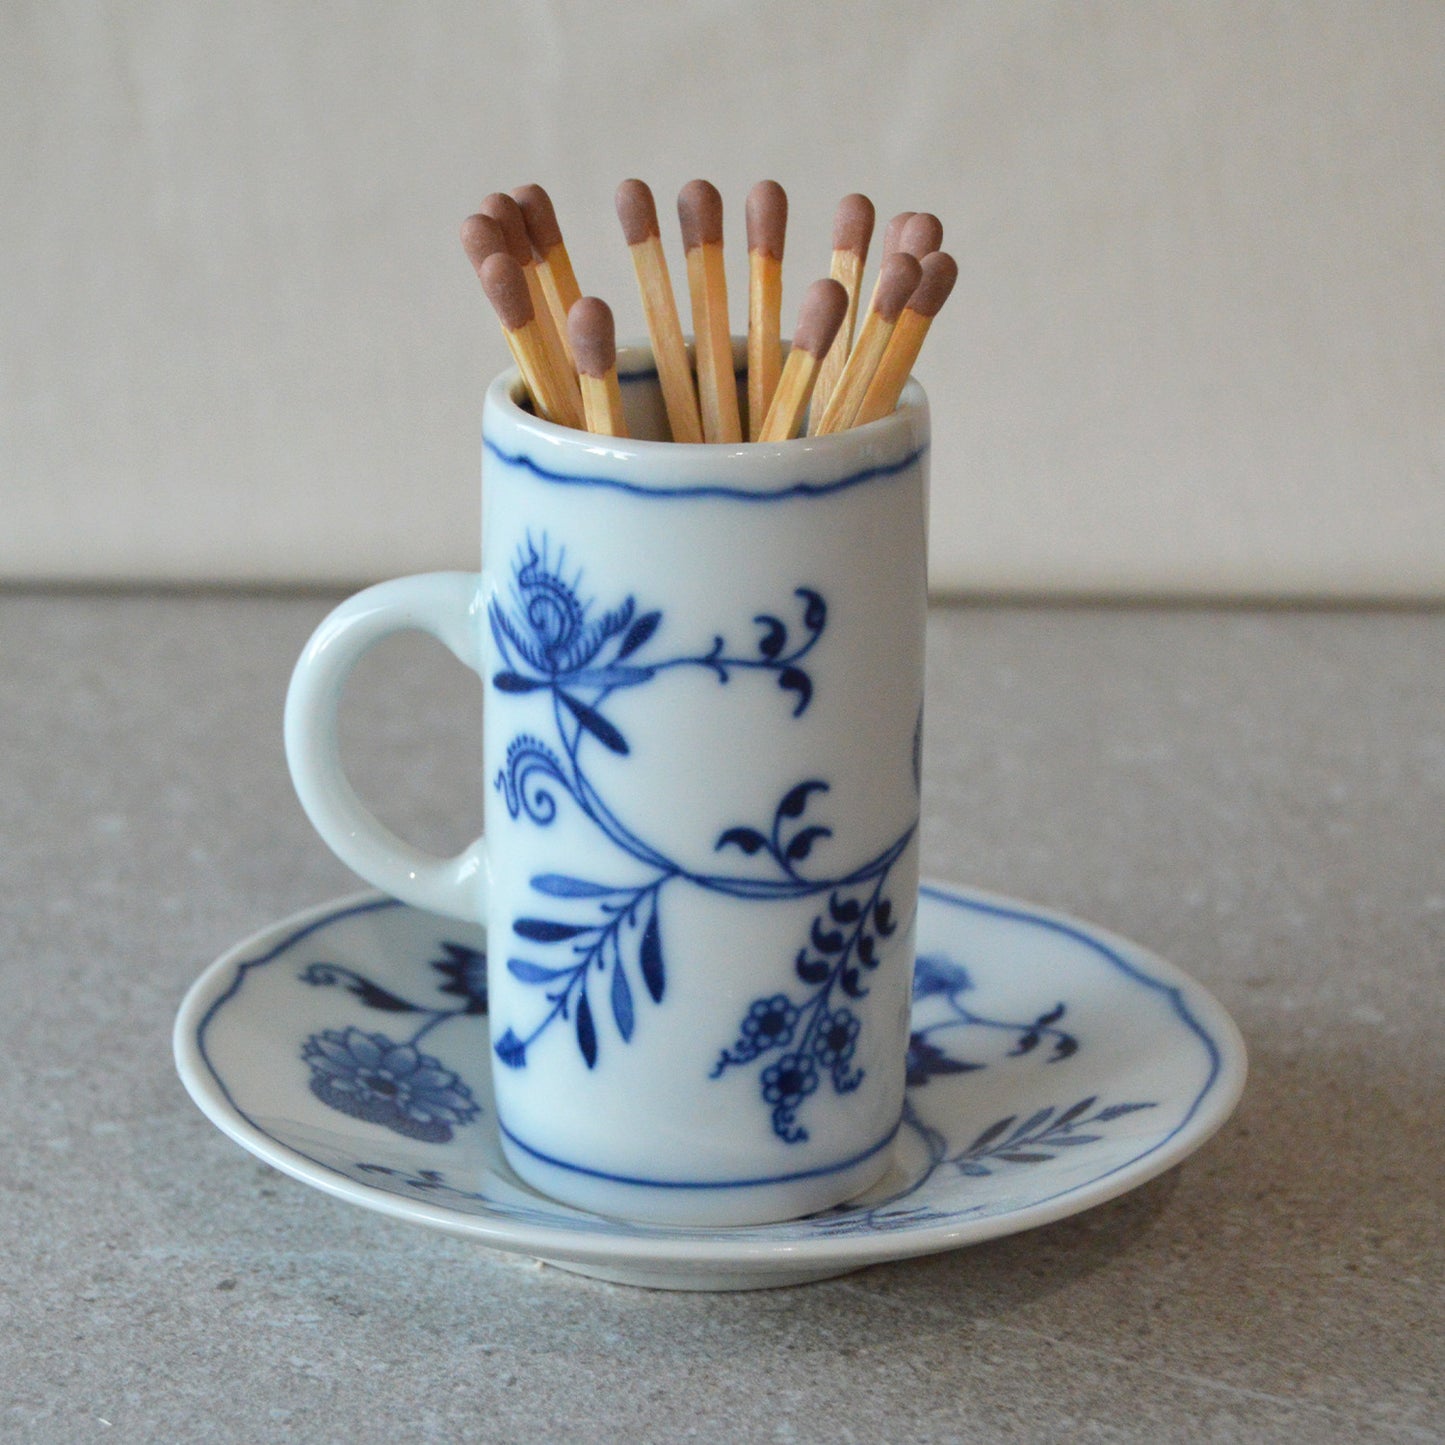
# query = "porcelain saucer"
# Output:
<box><xmin>174</xmin><ymin>881</ymin><xmax>1246</xmax><ymax>1290</ymax></box>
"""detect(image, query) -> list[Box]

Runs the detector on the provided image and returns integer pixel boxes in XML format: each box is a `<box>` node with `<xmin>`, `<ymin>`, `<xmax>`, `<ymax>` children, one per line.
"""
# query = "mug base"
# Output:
<box><xmin>497</xmin><ymin>1130</ymin><xmax>897</xmax><ymax>1228</ymax></box>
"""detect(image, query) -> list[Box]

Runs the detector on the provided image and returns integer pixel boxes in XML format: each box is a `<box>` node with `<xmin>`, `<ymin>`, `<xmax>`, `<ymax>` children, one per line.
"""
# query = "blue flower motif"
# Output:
<box><xmin>491</xmin><ymin>540</ymin><xmax>637</xmax><ymax>680</ymax></box>
<box><xmin>814</xmin><ymin>1008</ymin><xmax>860</xmax><ymax>1068</ymax></box>
<box><xmin>912</xmin><ymin>952</ymin><xmax>973</xmax><ymax>999</ymax></box>
<box><xmin>740</xmin><ymin>995</ymin><xmax>799</xmax><ymax>1051</ymax></box>
<box><xmin>760</xmin><ymin>1052</ymin><xmax>819</xmax><ymax>1109</ymax></box>
<box><xmin>302</xmin><ymin>1028</ymin><xmax>479</xmax><ymax>1143</ymax></box>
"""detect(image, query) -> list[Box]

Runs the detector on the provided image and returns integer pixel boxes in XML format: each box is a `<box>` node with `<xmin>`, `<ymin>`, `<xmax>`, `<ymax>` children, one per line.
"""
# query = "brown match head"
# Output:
<box><xmin>677</xmin><ymin>179</ymin><xmax>723</xmax><ymax>251</ymax></box>
<box><xmin>460</xmin><ymin>212</ymin><xmax>505</xmax><ymax>277</ymax></box>
<box><xmin>512</xmin><ymin>183</ymin><xmax>564</xmax><ymax>254</ymax></box>
<box><xmin>478</xmin><ymin>192</ymin><xmax>532</xmax><ymax>266</ymax></box>
<box><xmin>746</xmin><ymin>180</ymin><xmax>787</xmax><ymax>260</ymax></box>
<box><xmin>832</xmin><ymin>193</ymin><xmax>875</xmax><ymax>257</ymax></box>
<box><xmin>872</xmin><ymin>252</ymin><xmax>923</xmax><ymax>322</ymax></box>
<box><xmin>615</xmin><ymin>178</ymin><xmax>660</xmax><ymax>245</ymax></box>
<box><xmin>790</xmin><ymin>278</ymin><xmax>848</xmax><ymax>360</ymax></box>
<box><xmin>880</xmin><ymin>211</ymin><xmax>916</xmax><ymax>259</ymax></box>
<box><xmin>898</xmin><ymin>211</ymin><xmax>944</xmax><ymax>260</ymax></box>
<box><xmin>479</xmin><ymin>252</ymin><xmax>534</xmax><ymax>331</ymax></box>
<box><xmin>567</xmin><ymin>296</ymin><xmax>617</xmax><ymax>378</ymax></box>
<box><xmin>908</xmin><ymin>251</ymin><xmax>958</xmax><ymax>319</ymax></box>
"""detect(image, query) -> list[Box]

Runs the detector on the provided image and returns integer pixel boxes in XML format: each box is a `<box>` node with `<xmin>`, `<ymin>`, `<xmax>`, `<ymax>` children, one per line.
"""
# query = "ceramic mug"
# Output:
<box><xmin>285</xmin><ymin>343</ymin><xmax>929</xmax><ymax>1225</ymax></box>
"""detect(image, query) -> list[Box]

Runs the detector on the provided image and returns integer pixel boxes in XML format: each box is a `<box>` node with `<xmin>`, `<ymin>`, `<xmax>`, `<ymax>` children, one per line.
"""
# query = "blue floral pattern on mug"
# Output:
<box><xmin>485</xmin><ymin>535</ymin><xmax>916</xmax><ymax>1141</ymax></box>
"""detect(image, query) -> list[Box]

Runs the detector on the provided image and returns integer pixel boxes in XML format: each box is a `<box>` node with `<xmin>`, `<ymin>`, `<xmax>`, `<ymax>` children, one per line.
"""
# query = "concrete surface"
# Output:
<box><xmin>1</xmin><ymin>594</ymin><xmax>1440</xmax><ymax>1442</ymax></box>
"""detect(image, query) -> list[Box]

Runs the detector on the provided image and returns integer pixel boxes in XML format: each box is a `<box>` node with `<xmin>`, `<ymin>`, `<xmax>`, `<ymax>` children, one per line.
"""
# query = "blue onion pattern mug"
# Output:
<box><xmin>285</xmin><ymin>343</ymin><xmax>929</xmax><ymax>1225</ymax></box>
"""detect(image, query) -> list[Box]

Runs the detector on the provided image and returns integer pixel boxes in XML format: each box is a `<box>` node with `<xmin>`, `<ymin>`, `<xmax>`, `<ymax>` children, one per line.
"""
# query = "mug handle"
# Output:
<box><xmin>284</xmin><ymin>571</ymin><xmax>488</xmax><ymax>924</ymax></box>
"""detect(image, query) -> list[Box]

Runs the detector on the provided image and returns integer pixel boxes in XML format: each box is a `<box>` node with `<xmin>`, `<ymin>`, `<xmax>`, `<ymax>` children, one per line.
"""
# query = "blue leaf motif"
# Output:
<box><xmin>514</xmin><ymin>918</ymin><xmax>590</xmax><ymax>943</ymax></box>
<box><xmin>798</xmin><ymin>588</ymin><xmax>826</xmax><ymax>632</ymax></box>
<box><xmin>778</xmin><ymin>667</ymin><xmax>812</xmax><ymax>715</ymax></box>
<box><xmin>494</xmin><ymin>672</ymin><xmax>545</xmax><ymax>693</ymax></box>
<box><xmin>576</xmin><ymin>994</ymin><xmax>598</xmax><ymax>1068</ymax></box>
<box><xmin>639</xmin><ymin>909</ymin><xmax>665</xmax><ymax>1003</ymax></box>
<box><xmin>755</xmin><ymin>615</ymin><xmax>787</xmax><ymax>659</ymax></box>
<box><xmin>506</xmin><ymin>958</ymin><xmax>573</xmax><ymax>985</ymax></box>
<box><xmin>785</xmin><ymin>826</ymin><xmax>832</xmax><ymax>864</ymax></box>
<box><xmin>530</xmin><ymin>874</ymin><xmax>617</xmax><ymax>898</ymax></box>
<box><xmin>611</xmin><ymin>959</ymin><xmax>635</xmax><ymax>1041</ymax></box>
<box><xmin>716</xmin><ymin>826</ymin><xmax>767</xmax><ymax>856</ymax></box>
<box><xmin>559</xmin><ymin>691</ymin><xmax>630</xmax><ymax>755</ymax></box>
<box><xmin>616</xmin><ymin>610</ymin><xmax>661</xmax><ymax>659</ymax></box>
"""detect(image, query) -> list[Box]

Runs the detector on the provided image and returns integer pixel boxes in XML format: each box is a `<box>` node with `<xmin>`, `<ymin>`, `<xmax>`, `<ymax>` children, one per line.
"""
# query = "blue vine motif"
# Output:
<box><xmin>298</xmin><ymin>942</ymin><xmax>487</xmax><ymax>1142</ymax></box>
<box><xmin>487</xmin><ymin>535</ymin><xmax>915</xmax><ymax>1144</ymax></box>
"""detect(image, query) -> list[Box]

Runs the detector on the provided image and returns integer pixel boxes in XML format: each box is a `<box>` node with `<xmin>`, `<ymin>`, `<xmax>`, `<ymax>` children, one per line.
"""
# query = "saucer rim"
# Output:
<box><xmin>174</xmin><ymin>883</ymin><xmax>1247</xmax><ymax>1273</ymax></box>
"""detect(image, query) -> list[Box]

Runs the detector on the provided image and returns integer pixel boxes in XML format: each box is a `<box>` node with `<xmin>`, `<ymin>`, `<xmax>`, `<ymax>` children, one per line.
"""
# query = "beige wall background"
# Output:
<box><xmin>3</xmin><ymin>1</ymin><xmax>1442</xmax><ymax>596</ymax></box>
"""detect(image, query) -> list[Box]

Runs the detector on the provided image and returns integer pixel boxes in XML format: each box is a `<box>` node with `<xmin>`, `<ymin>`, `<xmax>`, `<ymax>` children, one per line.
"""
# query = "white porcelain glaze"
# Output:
<box><xmin>284</xmin><ymin>348</ymin><xmax>929</xmax><ymax>1224</ymax></box>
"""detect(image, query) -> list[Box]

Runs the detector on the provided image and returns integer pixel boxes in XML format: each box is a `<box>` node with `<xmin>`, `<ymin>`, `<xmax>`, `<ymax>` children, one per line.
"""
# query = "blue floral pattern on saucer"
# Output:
<box><xmin>175</xmin><ymin>883</ymin><xmax>1247</xmax><ymax>1291</ymax></box>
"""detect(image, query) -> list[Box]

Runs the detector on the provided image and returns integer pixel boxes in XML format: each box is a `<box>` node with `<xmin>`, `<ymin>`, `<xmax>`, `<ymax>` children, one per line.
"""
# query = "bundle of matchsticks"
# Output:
<box><xmin>461</xmin><ymin>180</ymin><xmax>956</xmax><ymax>444</ymax></box>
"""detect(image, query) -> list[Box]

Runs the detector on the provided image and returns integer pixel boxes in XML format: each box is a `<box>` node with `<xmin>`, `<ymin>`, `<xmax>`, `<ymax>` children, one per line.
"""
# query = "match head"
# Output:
<box><xmin>478</xmin><ymin>192</ymin><xmax>533</xmax><ymax>266</ymax></box>
<box><xmin>460</xmin><ymin>212</ymin><xmax>505</xmax><ymax>277</ymax></box>
<box><xmin>790</xmin><ymin>278</ymin><xmax>848</xmax><ymax>360</ymax></box>
<box><xmin>567</xmin><ymin>296</ymin><xmax>617</xmax><ymax>378</ymax></box>
<box><xmin>746</xmin><ymin>180</ymin><xmax>788</xmax><ymax>260</ymax></box>
<box><xmin>880</xmin><ymin>211</ymin><xmax>916</xmax><ymax>259</ymax></box>
<box><xmin>899</xmin><ymin>212</ymin><xmax>944</xmax><ymax>260</ymax></box>
<box><xmin>908</xmin><ymin>251</ymin><xmax>958</xmax><ymax>318</ymax></box>
<box><xmin>615</xmin><ymin>178</ymin><xmax>660</xmax><ymax>245</ymax></box>
<box><xmin>479</xmin><ymin>252</ymin><xmax>534</xmax><ymax>330</ymax></box>
<box><xmin>832</xmin><ymin>193</ymin><xmax>875</xmax><ymax>257</ymax></box>
<box><xmin>677</xmin><ymin>179</ymin><xmax>724</xmax><ymax>251</ymax></box>
<box><xmin>513</xmin><ymin>183</ymin><xmax>564</xmax><ymax>254</ymax></box>
<box><xmin>872</xmin><ymin>252</ymin><xmax>923</xmax><ymax>322</ymax></box>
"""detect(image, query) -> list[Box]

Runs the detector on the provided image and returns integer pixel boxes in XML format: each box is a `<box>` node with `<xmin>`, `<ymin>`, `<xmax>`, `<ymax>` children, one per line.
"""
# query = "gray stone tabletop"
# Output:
<box><xmin>2</xmin><ymin>593</ymin><xmax>1440</xmax><ymax>1443</ymax></box>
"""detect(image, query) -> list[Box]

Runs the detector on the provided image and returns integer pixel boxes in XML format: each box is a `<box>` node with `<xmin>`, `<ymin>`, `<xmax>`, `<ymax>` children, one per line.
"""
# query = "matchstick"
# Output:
<box><xmin>809</xmin><ymin>193</ymin><xmax>875</xmax><ymax>432</ymax></box>
<box><xmin>854</xmin><ymin>251</ymin><xmax>958</xmax><ymax>427</ymax></box>
<box><xmin>514</xmin><ymin>183</ymin><xmax>584</xmax><ymax>367</ymax></box>
<box><xmin>616</xmin><ymin>180</ymin><xmax>703</xmax><ymax>444</ymax></box>
<box><xmin>756</xmin><ymin>279</ymin><xmax>847</xmax><ymax>443</ymax></box>
<box><xmin>477</xmin><ymin>252</ymin><xmax>570</xmax><ymax>425</ymax></box>
<box><xmin>746</xmin><ymin>180</ymin><xmax>787</xmax><ymax>440</ymax></box>
<box><xmin>812</xmin><ymin>251</ymin><xmax>921</xmax><ymax>435</ymax></box>
<box><xmin>898</xmin><ymin>211</ymin><xmax>943</xmax><ymax>260</ymax></box>
<box><xmin>678</xmin><ymin>179</ymin><xmax>742</xmax><ymax>444</ymax></box>
<box><xmin>880</xmin><ymin>211</ymin><xmax>916</xmax><ymax>261</ymax></box>
<box><xmin>481</xmin><ymin>192</ymin><xmax>583</xmax><ymax>430</ymax></box>
<box><xmin>567</xmin><ymin>297</ymin><xmax>629</xmax><ymax>438</ymax></box>
<box><xmin>462</xmin><ymin>211</ymin><xmax>542</xmax><ymax>413</ymax></box>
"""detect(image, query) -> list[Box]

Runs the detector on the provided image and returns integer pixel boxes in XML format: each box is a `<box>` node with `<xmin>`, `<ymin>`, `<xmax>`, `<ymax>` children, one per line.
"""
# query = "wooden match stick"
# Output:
<box><xmin>812</xmin><ymin>251</ymin><xmax>921</xmax><ymax>435</ymax></box>
<box><xmin>568</xmin><ymin>297</ymin><xmax>629</xmax><ymax>438</ymax></box>
<box><xmin>616</xmin><ymin>179</ymin><xmax>703</xmax><ymax>444</ymax></box>
<box><xmin>514</xmin><ymin>183</ymin><xmax>584</xmax><ymax>367</ymax></box>
<box><xmin>462</xmin><ymin>211</ymin><xmax>543</xmax><ymax>414</ymax></box>
<box><xmin>746</xmin><ymin>180</ymin><xmax>787</xmax><ymax>440</ymax></box>
<box><xmin>854</xmin><ymin>251</ymin><xmax>957</xmax><ymax>427</ymax></box>
<box><xmin>756</xmin><ymin>279</ymin><xmax>847</xmax><ymax>443</ymax></box>
<box><xmin>898</xmin><ymin>211</ymin><xmax>943</xmax><ymax>260</ymax></box>
<box><xmin>678</xmin><ymin>179</ymin><xmax>742</xmax><ymax>444</ymax></box>
<box><xmin>809</xmin><ymin>193</ymin><xmax>875</xmax><ymax>434</ymax></box>
<box><xmin>477</xmin><ymin>252</ymin><xmax>569</xmax><ymax>425</ymax></box>
<box><xmin>481</xmin><ymin>192</ymin><xmax>583</xmax><ymax>430</ymax></box>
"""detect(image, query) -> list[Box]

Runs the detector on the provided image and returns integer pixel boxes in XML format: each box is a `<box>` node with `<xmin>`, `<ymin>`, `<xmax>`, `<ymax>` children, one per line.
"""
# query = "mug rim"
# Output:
<box><xmin>482</xmin><ymin>337</ymin><xmax>929</xmax><ymax>500</ymax></box>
